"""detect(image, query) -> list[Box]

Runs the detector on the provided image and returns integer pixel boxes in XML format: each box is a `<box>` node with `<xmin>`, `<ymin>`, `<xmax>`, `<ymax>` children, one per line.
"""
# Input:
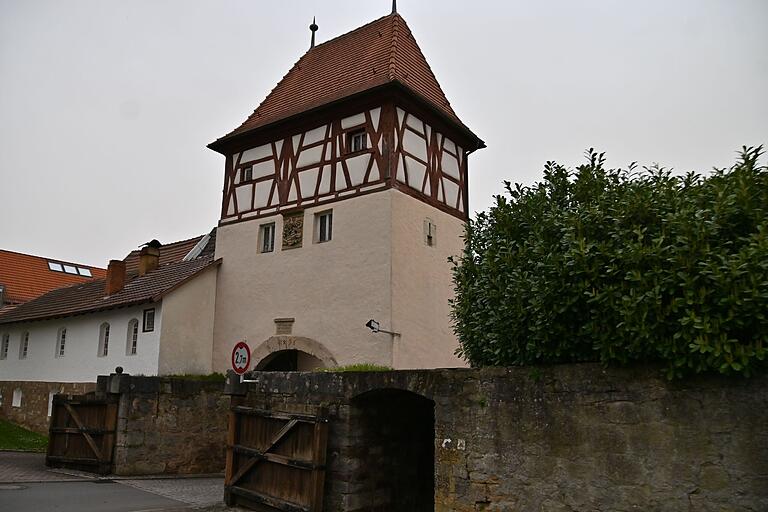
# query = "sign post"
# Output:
<box><xmin>231</xmin><ymin>341</ymin><xmax>251</xmax><ymax>378</ymax></box>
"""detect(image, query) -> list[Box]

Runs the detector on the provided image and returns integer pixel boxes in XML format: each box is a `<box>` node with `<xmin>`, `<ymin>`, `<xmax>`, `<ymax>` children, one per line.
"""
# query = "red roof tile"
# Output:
<box><xmin>0</xmin><ymin>250</ymin><xmax>106</xmax><ymax>305</ymax></box>
<box><xmin>216</xmin><ymin>13</ymin><xmax>464</xmax><ymax>141</ymax></box>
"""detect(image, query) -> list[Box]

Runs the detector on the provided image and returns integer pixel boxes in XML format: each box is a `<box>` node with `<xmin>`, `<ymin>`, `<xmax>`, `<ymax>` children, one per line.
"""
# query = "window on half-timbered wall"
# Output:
<box><xmin>98</xmin><ymin>322</ymin><xmax>110</xmax><ymax>357</ymax></box>
<box><xmin>0</xmin><ymin>333</ymin><xmax>9</xmax><ymax>359</ymax></box>
<box><xmin>241</xmin><ymin>166</ymin><xmax>253</xmax><ymax>183</ymax></box>
<box><xmin>19</xmin><ymin>332</ymin><xmax>29</xmax><ymax>359</ymax></box>
<box><xmin>315</xmin><ymin>210</ymin><xmax>333</xmax><ymax>243</ymax></box>
<box><xmin>55</xmin><ymin>327</ymin><xmax>67</xmax><ymax>357</ymax></box>
<box><xmin>348</xmin><ymin>129</ymin><xmax>367</xmax><ymax>153</ymax></box>
<box><xmin>127</xmin><ymin>319</ymin><xmax>139</xmax><ymax>355</ymax></box>
<box><xmin>260</xmin><ymin>223</ymin><xmax>275</xmax><ymax>253</ymax></box>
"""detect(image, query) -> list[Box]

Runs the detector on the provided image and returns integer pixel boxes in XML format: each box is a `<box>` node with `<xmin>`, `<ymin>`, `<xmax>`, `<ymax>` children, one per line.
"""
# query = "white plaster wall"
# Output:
<box><xmin>212</xmin><ymin>191</ymin><xmax>393</xmax><ymax>371</ymax></box>
<box><xmin>157</xmin><ymin>266</ymin><xmax>218</xmax><ymax>375</ymax></box>
<box><xmin>0</xmin><ymin>305</ymin><xmax>162</xmax><ymax>383</ymax></box>
<box><xmin>390</xmin><ymin>190</ymin><xmax>467</xmax><ymax>368</ymax></box>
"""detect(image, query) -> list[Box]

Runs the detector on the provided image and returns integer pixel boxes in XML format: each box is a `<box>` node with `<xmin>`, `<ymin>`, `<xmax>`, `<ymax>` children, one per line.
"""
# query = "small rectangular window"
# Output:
<box><xmin>260</xmin><ymin>223</ymin><xmax>275</xmax><ymax>253</ymax></box>
<box><xmin>347</xmin><ymin>129</ymin><xmax>367</xmax><ymax>153</ymax></box>
<box><xmin>241</xmin><ymin>166</ymin><xmax>253</xmax><ymax>182</ymax></box>
<box><xmin>316</xmin><ymin>211</ymin><xmax>333</xmax><ymax>243</ymax></box>
<box><xmin>0</xmin><ymin>333</ymin><xmax>9</xmax><ymax>360</ymax></box>
<box><xmin>48</xmin><ymin>262</ymin><xmax>63</xmax><ymax>272</ymax></box>
<box><xmin>77</xmin><ymin>267</ymin><xmax>92</xmax><ymax>277</ymax></box>
<box><xmin>63</xmin><ymin>264</ymin><xmax>78</xmax><ymax>275</ymax></box>
<box><xmin>143</xmin><ymin>309</ymin><xmax>155</xmax><ymax>332</ymax></box>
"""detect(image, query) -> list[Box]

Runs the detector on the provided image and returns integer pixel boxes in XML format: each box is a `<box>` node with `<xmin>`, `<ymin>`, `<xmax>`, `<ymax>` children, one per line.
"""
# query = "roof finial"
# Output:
<box><xmin>392</xmin><ymin>0</ymin><xmax>397</xmax><ymax>14</ymax></box>
<box><xmin>309</xmin><ymin>16</ymin><xmax>318</xmax><ymax>48</ymax></box>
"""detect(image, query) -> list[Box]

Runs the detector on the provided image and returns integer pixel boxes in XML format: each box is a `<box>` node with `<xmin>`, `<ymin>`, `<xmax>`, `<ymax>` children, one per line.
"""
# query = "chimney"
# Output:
<box><xmin>139</xmin><ymin>239</ymin><xmax>161</xmax><ymax>276</ymax></box>
<box><xmin>105</xmin><ymin>260</ymin><xmax>126</xmax><ymax>295</ymax></box>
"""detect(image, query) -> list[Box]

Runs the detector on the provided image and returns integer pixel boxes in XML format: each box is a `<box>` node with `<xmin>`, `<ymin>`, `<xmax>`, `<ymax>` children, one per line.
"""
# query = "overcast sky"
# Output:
<box><xmin>1</xmin><ymin>0</ymin><xmax>766</xmax><ymax>267</ymax></box>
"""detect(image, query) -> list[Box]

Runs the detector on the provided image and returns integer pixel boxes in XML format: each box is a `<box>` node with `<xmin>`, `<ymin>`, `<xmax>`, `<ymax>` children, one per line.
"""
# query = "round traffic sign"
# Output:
<box><xmin>231</xmin><ymin>341</ymin><xmax>251</xmax><ymax>375</ymax></box>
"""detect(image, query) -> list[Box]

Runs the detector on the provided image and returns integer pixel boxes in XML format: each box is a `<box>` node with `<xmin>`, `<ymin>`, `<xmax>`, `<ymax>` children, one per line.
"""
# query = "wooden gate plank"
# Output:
<box><xmin>62</xmin><ymin>402</ymin><xmax>103</xmax><ymax>461</ymax></box>
<box><xmin>226</xmin><ymin>406</ymin><xmax>329</xmax><ymax>512</ymax></box>
<box><xmin>229</xmin><ymin>419</ymin><xmax>299</xmax><ymax>487</ymax></box>
<box><xmin>309</xmin><ymin>413</ymin><xmax>329</xmax><ymax>511</ymax></box>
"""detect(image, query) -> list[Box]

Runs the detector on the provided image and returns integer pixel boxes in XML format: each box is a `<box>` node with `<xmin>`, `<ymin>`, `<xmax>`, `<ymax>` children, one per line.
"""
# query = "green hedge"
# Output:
<box><xmin>451</xmin><ymin>146</ymin><xmax>768</xmax><ymax>378</ymax></box>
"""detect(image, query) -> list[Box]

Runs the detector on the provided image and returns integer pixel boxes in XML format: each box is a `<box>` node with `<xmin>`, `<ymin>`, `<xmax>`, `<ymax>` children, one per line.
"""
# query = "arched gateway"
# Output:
<box><xmin>251</xmin><ymin>336</ymin><xmax>337</xmax><ymax>371</ymax></box>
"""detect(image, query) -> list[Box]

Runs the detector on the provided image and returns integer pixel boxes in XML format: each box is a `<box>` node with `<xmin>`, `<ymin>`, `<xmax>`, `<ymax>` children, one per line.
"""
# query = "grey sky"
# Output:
<box><xmin>1</xmin><ymin>0</ymin><xmax>766</xmax><ymax>267</ymax></box>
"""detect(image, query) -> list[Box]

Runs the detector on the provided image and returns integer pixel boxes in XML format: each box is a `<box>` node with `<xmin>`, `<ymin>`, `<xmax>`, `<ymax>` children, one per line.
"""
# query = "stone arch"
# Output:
<box><xmin>251</xmin><ymin>336</ymin><xmax>338</xmax><ymax>370</ymax></box>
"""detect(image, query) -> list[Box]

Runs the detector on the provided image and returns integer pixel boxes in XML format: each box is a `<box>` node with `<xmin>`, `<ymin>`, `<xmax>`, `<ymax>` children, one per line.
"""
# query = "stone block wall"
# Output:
<box><xmin>110</xmin><ymin>375</ymin><xmax>229</xmax><ymax>475</ymax></box>
<box><xmin>229</xmin><ymin>365</ymin><xmax>768</xmax><ymax>512</ymax></box>
<box><xmin>0</xmin><ymin>380</ymin><xmax>96</xmax><ymax>434</ymax></box>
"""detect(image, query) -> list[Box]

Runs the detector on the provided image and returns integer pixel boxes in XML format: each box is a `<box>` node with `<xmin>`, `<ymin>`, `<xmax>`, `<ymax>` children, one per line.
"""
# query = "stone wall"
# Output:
<box><xmin>227</xmin><ymin>365</ymin><xmax>768</xmax><ymax>512</ymax></box>
<box><xmin>110</xmin><ymin>375</ymin><xmax>229</xmax><ymax>475</ymax></box>
<box><xmin>0</xmin><ymin>380</ymin><xmax>96</xmax><ymax>434</ymax></box>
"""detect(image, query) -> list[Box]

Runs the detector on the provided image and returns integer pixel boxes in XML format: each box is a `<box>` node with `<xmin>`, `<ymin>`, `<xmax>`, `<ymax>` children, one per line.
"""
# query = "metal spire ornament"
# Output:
<box><xmin>392</xmin><ymin>0</ymin><xmax>397</xmax><ymax>14</ymax></box>
<box><xmin>309</xmin><ymin>17</ymin><xmax>318</xmax><ymax>48</ymax></box>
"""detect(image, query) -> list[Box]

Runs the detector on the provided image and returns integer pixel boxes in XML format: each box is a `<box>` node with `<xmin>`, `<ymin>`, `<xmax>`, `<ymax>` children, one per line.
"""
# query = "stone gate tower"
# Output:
<box><xmin>208</xmin><ymin>9</ymin><xmax>483</xmax><ymax>371</ymax></box>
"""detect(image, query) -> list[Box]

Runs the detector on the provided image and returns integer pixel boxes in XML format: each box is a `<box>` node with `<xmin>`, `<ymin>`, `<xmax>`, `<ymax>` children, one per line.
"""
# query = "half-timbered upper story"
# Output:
<box><xmin>208</xmin><ymin>12</ymin><xmax>484</xmax><ymax>226</ymax></box>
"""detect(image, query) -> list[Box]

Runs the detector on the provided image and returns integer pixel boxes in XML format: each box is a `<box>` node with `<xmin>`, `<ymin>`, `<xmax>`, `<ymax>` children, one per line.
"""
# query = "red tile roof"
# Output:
<box><xmin>0</xmin><ymin>258</ymin><xmax>219</xmax><ymax>326</ymax></box>
<box><xmin>0</xmin><ymin>250</ymin><xmax>106</xmax><ymax>305</ymax></box>
<box><xmin>216</xmin><ymin>13</ymin><xmax>464</xmax><ymax>141</ymax></box>
<box><xmin>0</xmin><ymin>231</ymin><xmax>218</xmax><ymax>326</ymax></box>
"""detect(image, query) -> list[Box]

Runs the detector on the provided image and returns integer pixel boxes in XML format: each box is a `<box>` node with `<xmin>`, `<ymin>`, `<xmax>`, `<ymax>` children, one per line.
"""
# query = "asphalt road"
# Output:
<box><xmin>0</xmin><ymin>481</ymin><xmax>190</xmax><ymax>512</ymax></box>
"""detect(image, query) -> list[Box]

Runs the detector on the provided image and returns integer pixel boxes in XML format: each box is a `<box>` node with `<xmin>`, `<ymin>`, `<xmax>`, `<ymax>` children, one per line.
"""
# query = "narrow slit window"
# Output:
<box><xmin>56</xmin><ymin>328</ymin><xmax>67</xmax><ymax>357</ymax></box>
<box><xmin>424</xmin><ymin>218</ymin><xmax>436</xmax><ymax>247</ymax></box>
<box><xmin>98</xmin><ymin>323</ymin><xmax>110</xmax><ymax>357</ymax></box>
<box><xmin>0</xmin><ymin>333</ymin><xmax>8</xmax><ymax>360</ymax></box>
<box><xmin>127</xmin><ymin>319</ymin><xmax>139</xmax><ymax>355</ymax></box>
<box><xmin>241</xmin><ymin>166</ymin><xmax>253</xmax><ymax>182</ymax></box>
<box><xmin>19</xmin><ymin>332</ymin><xmax>29</xmax><ymax>359</ymax></box>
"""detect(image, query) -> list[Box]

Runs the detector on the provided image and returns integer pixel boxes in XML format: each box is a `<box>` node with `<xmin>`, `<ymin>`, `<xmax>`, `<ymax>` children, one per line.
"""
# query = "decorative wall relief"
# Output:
<box><xmin>282</xmin><ymin>213</ymin><xmax>304</xmax><ymax>249</ymax></box>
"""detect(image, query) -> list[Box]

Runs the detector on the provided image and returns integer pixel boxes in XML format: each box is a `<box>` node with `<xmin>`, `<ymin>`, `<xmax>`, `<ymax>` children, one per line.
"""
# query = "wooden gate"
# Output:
<box><xmin>225</xmin><ymin>404</ymin><xmax>329</xmax><ymax>512</ymax></box>
<box><xmin>46</xmin><ymin>393</ymin><xmax>119</xmax><ymax>475</ymax></box>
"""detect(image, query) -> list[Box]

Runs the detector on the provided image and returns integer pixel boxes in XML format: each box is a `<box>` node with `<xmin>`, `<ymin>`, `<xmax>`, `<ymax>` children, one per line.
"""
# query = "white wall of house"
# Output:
<box><xmin>158</xmin><ymin>266</ymin><xmax>218</xmax><ymax>375</ymax></box>
<box><xmin>0</xmin><ymin>304</ymin><xmax>163</xmax><ymax>382</ymax></box>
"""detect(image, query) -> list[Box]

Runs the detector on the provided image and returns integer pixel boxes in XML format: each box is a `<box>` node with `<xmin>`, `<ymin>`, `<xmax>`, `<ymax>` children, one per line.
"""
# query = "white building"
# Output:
<box><xmin>0</xmin><ymin>235</ymin><xmax>219</xmax><ymax>430</ymax></box>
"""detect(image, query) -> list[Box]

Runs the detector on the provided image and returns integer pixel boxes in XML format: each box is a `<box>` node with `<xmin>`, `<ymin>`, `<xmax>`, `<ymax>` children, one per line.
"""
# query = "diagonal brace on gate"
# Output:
<box><xmin>62</xmin><ymin>402</ymin><xmax>103</xmax><ymax>461</ymax></box>
<box><xmin>227</xmin><ymin>418</ymin><xmax>299</xmax><ymax>487</ymax></box>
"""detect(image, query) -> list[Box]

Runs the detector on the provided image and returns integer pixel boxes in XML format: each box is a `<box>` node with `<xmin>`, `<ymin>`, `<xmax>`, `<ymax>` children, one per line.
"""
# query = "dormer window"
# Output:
<box><xmin>347</xmin><ymin>129</ymin><xmax>367</xmax><ymax>153</ymax></box>
<box><xmin>241</xmin><ymin>166</ymin><xmax>253</xmax><ymax>182</ymax></box>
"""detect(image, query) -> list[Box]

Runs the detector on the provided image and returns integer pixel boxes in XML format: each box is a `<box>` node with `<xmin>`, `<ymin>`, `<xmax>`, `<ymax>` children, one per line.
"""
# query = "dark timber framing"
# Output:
<box><xmin>210</xmin><ymin>84</ymin><xmax>484</xmax><ymax>226</ymax></box>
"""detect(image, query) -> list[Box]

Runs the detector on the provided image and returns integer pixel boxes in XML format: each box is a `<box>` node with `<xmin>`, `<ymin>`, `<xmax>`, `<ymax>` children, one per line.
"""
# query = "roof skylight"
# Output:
<box><xmin>47</xmin><ymin>261</ymin><xmax>94</xmax><ymax>278</ymax></box>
